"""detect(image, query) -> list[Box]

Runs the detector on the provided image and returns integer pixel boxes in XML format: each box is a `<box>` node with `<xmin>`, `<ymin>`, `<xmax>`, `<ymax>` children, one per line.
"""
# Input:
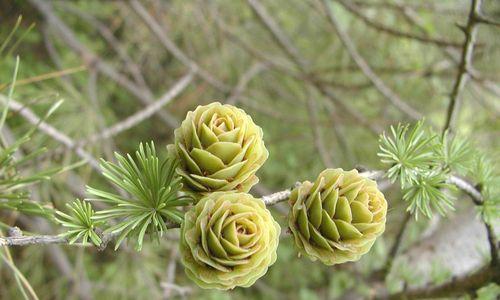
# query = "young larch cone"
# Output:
<box><xmin>168</xmin><ymin>102</ymin><xmax>268</xmax><ymax>199</ymax></box>
<box><xmin>288</xmin><ymin>168</ymin><xmax>387</xmax><ymax>265</ymax></box>
<box><xmin>180</xmin><ymin>192</ymin><xmax>280</xmax><ymax>289</ymax></box>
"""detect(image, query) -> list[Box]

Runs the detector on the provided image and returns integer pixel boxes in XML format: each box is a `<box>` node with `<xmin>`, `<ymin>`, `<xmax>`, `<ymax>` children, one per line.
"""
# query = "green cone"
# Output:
<box><xmin>168</xmin><ymin>102</ymin><xmax>268</xmax><ymax>199</ymax></box>
<box><xmin>180</xmin><ymin>192</ymin><xmax>280</xmax><ymax>290</ymax></box>
<box><xmin>288</xmin><ymin>168</ymin><xmax>387</xmax><ymax>265</ymax></box>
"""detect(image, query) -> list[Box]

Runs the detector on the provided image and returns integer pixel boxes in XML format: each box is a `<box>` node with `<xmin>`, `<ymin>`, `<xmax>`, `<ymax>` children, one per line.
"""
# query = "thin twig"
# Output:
<box><xmin>261</xmin><ymin>189</ymin><xmax>294</xmax><ymax>206</ymax></box>
<box><xmin>29</xmin><ymin>0</ymin><xmax>179</xmax><ymax>128</ymax></box>
<box><xmin>80</xmin><ymin>72</ymin><xmax>193</xmax><ymax>143</ymax></box>
<box><xmin>379</xmin><ymin>264</ymin><xmax>499</xmax><ymax>299</ymax></box>
<box><xmin>245</xmin><ymin>0</ymin><xmax>381</xmax><ymax>134</ymax></box>
<box><xmin>351</xmin><ymin>0</ymin><xmax>466</xmax><ymax>15</ymax></box>
<box><xmin>338</xmin><ymin>0</ymin><xmax>464</xmax><ymax>48</ymax></box>
<box><xmin>226</xmin><ymin>63</ymin><xmax>265</xmax><ymax>105</ymax></box>
<box><xmin>320</xmin><ymin>0</ymin><xmax>423</xmax><ymax>121</ymax></box>
<box><xmin>57</xmin><ymin>1</ymin><xmax>149</xmax><ymax>89</ymax></box>
<box><xmin>0</xmin><ymin>235</ymin><xmax>67</xmax><ymax>246</ymax></box>
<box><xmin>373</xmin><ymin>212</ymin><xmax>411</xmax><ymax>280</ymax></box>
<box><xmin>128</xmin><ymin>0</ymin><xmax>229</xmax><ymax>92</ymax></box>
<box><xmin>446</xmin><ymin>175</ymin><xmax>483</xmax><ymax>205</ymax></box>
<box><xmin>475</xmin><ymin>13</ymin><xmax>500</xmax><ymax>28</ymax></box>
<box><xmin>162</xmin><ymin>247</ymin><xmax>179</xmax><ymax>299</ymax></box>
<box><xmin>443</xmin><ymin>0</ymin><xmax>482</xmax><ymax>133</ymax></box>
<box><xmin>484</xmin><ymin>223</ymin><xmax>499</xmax><ymax>267</ymax></box>
<box><xmin>305</xmin><ymin>91</ymin><xmax>334</xmax><ymax>167</ymax></box>
<box><xmin>246</xmin><ymin>0</ymin><xmax>308</xmax><ymax>70</ymax></box>
<box><xmin>0</xmin><ymin>95</ymin><xmax>101</xmax><ymax>171</ymax></box>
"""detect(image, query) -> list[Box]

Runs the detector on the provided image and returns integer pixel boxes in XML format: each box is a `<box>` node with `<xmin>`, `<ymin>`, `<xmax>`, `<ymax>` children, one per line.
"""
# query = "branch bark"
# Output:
<box><xmin>379</xmin><ymin>264</ymin><xmax>500</xmax><ymax>299</ymax></box>
<box><xmin>372</xmin><ymin>212</ymin><xmax>412</xmax><ymax>280</ymax></box>
<box><xmin>128</xmin><ymin>0</ymin><xmax>229</xmax><ymax>92</ymax></box>
<box><xmin>0</xmin><ymin>95</ymin><xmax>101</xmax><ymax>171</ymax></box>
<box><xmin>443</xmin><ymin>0</ymin><xmax>482</xmax><ymax>133</ymax></box>
<box><xmin>246</xmin><ymin>0</ymin><xmax>382</xmax><ymax>134</ymax></box>
<box><xmin>337</xmin><ymin>0</ymin><xmax>464</xmax><ymax>48</ymax></box>
<box><xmin>29</xmin><ymin>0</ymin><xmax>179</xmax><ymax>128</ymax></box>
<box><xmin>80</xmin><ymin>72</ymin><xmax>194</xmax><ymax>144</ymax></box>
<box><xmin>320</xmin><ymin>0</ymin><xmax>423</xmax><ymax>121</ymax></box>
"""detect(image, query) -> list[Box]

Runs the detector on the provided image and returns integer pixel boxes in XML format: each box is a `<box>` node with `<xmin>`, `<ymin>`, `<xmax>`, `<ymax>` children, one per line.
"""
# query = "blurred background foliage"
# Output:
<box><xmin>0</xmin><ymin>0</ymin><xmax>499</xmax><ymax>299</ymax></box>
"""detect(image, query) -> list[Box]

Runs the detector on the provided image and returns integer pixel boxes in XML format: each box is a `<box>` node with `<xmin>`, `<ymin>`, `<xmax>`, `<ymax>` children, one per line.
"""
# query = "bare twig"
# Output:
<box><xmin>0</xmin><ymin>234</ymin><xmax>67</xmax><ymax>246</ymax></box>
<box><xmin>0</xmin><ymin>95</ymin><xmax>101</xmax><ymax>171</ymax></box>
<box><xmin>373</xmin><ymin>212</ymin><xmax>412</xmax><ymax>280</ymax></box>
<box><xmin>379</xmin><ymin>264</ymin><xmax>500</xmax><ymax>299</ymax></box>
<box><xmin>81</xmin><ymin>72</ymin><xmax>193</xmax><ymax>143</ymax></box>
<box><xmin>338</xmin><ymin>0</ymin><xmax>464</xmax><ymax>48</ymax></box>
<box><xmin>262</xmin><ymin>170</ymin><xmax>384</xmax><ymax>205</ymax></box>
<box><xmin>475</xmin><ymin>13</ymin><xmax>500</xmax><ymax>28</ymax></box>
<box><xmin>443</xmin><ymin>0</ymin><xmax>482</xmax><ymax>133</ymax></box>
<box><xmin>320</xmin><ymin>0</ymin><xmax>423</xmax><ymax>121</ymax></box>
<box><xmin>447</xmin><ymin>175</ymin><xmax>499</xmax><ymax>268</ymax></box>
<box><xmin>305</xmin><ymin>92</ymin><xmax>334</xmax><ymax>167</ymax></box>
<box><xmin>128</xmin><ymin>0</ymin><xmax>229</xmax><ymax>92</ymax></box>
<box><xmin>351</xmin><ymin>0</ymin><xmax>466</xmax><ymax>15</ymax></box>
<box><xmin>484</xmin><ymin>223</ymin><xmax>499</xmax><ymax>267</ymax></box>
<box><xmin>57</xmin><ymin>1</ymin><xmax>149</xmax><ymax>89</ymax></box>
<box><xmin>162</xmin><ymin>247</ymin><xmax>180</xmax><ymax>299</ymax></box>
<box><xmin>446</xmin><ymin>175</ymin><xmax>483</xmax><ymax>205</ymax></box>
<box><xmin>29</xmin><ymin>0</ymin><xmax>179</xmax><ymax>128</ymax></box>
<box><xmin>261</xmin><ymin>189</ymin><xmax>294</xmax><ymax>206</ymax></box>
<box><xmin>226</xmin><ymin>63</ymin><xmax>265</xmax><ymax>105</ymax></box>
<box><xmin>245</xmin><ymin>0</ymin><xmax>381</xmax><ymax>134</ymax></box>
<box><xmin>246</xmin><ymin>0</ymin><xmax>308</xmax><ymax>70</ymax></box>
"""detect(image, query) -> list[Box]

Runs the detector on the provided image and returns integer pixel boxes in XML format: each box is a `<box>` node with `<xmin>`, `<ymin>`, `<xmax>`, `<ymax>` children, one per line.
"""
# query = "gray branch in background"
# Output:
<box><xmin>81</xmin><ymin>72</ymin><xmax>194</xmax><ymax>143</ymax></box>
<box><xmin>306</xmin><ymin>92</ymin><xmax>334</xmax><ymax>167</ymax></box>
<box><xmin>128</xmin><ymin>0</ymin><xmax>230</xmax><ymax>92</ymax></box>
<box><xmin>246</xmin><ymin>0</ymin><xmax>382</xmax><ymax>134</ymax></box>
<box><xmin>226</xmin><ymin>63</ymin><xmax>265</xmax><ymax>105</ymax></box>
<box><xmin>380</xmin><ymin>264</ymin><xmax>499</xmax><ymax>300</ymax></box>
<box><xmin>337</xmin><ymin>0</ymin><xmax>464</xmax><ymax>48</ymax></box>
<box><xmin>29</xmin><ymin>0</ymin><xmax>179</xmax><ymax>128</ymax></box>
<box><xmin>57</xmin><ymin>1</ymin><xmax>149</xmax><ymax>89</ymax></box>
<box><xmin>0</xmin><ymin>95</ymin><xmax>101</xmax><ymax>171</ymax></box>
<box><xmin>443</xmin><ymin>0</ymin><xmax>482</xmax><ymax>133</ymax></box>
<box><xmin>320</xmin><ymin>0</ymin><xmax>423</xmax><ymax>121</ymax></box>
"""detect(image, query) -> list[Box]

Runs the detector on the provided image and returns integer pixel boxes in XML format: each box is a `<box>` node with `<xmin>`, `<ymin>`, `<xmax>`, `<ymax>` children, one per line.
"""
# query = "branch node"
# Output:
<box><xmin>8</xmin><ymin>226</ymin><xmax>23</xmax><ymax>237</ymax></box>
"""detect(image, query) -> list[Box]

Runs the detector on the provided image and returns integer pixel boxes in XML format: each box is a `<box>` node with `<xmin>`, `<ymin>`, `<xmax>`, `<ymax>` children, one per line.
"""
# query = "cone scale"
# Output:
<box><xmin>169</xmin><ymin>102</ymin><xmax>268</xmax><ymax>199</ymax></box>
<box><xmin>180</xmin><ymin>192</ymin><xmax>280</xmax><ymax>290</ymax></box>
<box><xmin>288</xmin><ymin>168</ymin><xmax>387</xmax><ymax>265</ymax></box>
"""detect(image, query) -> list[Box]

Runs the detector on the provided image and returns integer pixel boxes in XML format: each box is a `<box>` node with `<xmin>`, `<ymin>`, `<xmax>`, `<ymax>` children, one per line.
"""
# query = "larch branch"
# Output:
<box><xmin>0</xmin><ymin>95</ymin><xmax>101</xmax><ymax>171</ymax></box>
<box><xmin>443</xmin><ymin>0</ymin><xmax>482</xmax><ymax>133</ymax></box>
<box><xmin>128</xmin><ymin>0</ymin><xmax>229</xmax><ymax>92</ymax></box>
<box><xmin>320</xmin><ymin>0</ymin><xmax>423</xmax><ymax>121</ymax></box>
<box><xmin>80</xmin><ymin>72</ymin><xmax>194</xmax><ymax>143</ymax></box>
<box><xmin>246</xmin><ymin>0</ymin><xmax>381</xmax><ymax>134</ymax></box>
<box><xmin>29</xmin><ymin>0</ymin><xmax>179</xmax><ymax>128</ymax></box>
<box><xmin>379</xmin><ymin>264</ymin><xmax>499</xmax><ymax>299</ymax></box>
<box><xmin>338</xmin><ymin>0</ymin><xmax>464</xmax><ymax>48</ymax></box>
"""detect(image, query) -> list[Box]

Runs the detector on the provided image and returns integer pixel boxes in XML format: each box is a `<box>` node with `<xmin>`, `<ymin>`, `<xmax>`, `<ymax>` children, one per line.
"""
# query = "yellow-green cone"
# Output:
<box><xmin>180</xmin><ymin>192</ymin><xmax>280</xmax><ymax>290</ymax></box>
<box><xmin>168</xmin><ymin>102</ymin><xmax>268</xmax><ymax>199</ymax></box>
<box><xmin>288</xmin><ymin>168</ymin><xmax>387</xmax><ymax>265</ymax></box>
